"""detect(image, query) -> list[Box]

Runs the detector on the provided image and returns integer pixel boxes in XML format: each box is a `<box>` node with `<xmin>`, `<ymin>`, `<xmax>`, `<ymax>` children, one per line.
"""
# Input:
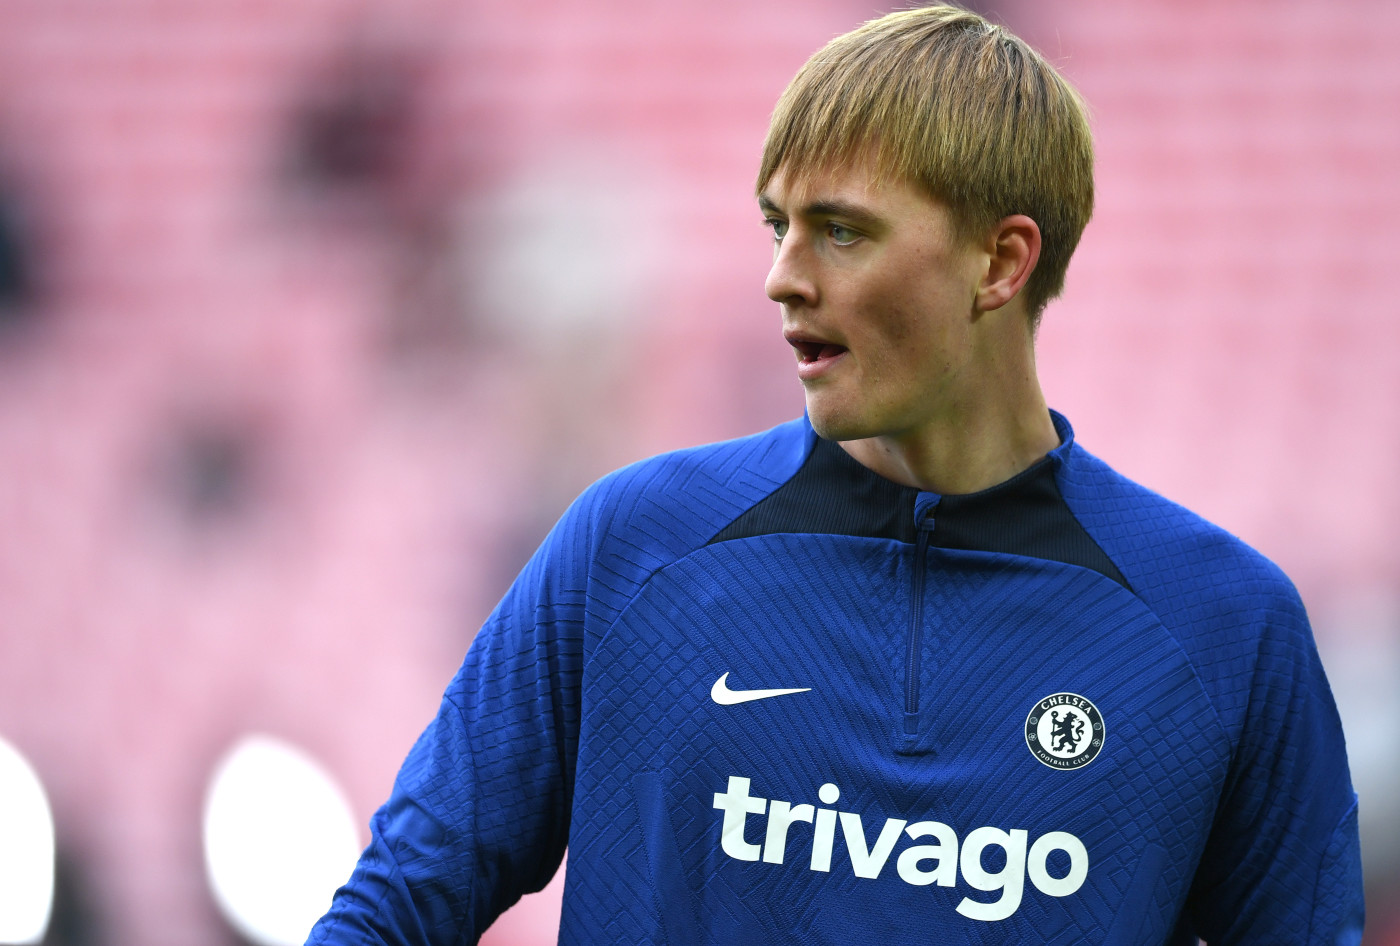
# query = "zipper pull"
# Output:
<box><xmin>914</xmin><ymin>493</ymin><xmax>940</xmax><ymax>535</ymax></box>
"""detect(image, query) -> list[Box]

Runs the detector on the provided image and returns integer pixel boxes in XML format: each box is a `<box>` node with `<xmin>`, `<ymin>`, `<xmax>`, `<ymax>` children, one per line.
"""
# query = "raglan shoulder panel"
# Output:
<box><xmin>1055</xmin><ymin>438</ymin><xmax>1361</xmax><ymax>942</ymax></box>
<box><xmin>568</xmin><ymin>417</ymin><xmax>812</xmax><ymax>627</ymax></box>
<box><xmin>1055</xmin><ymin>440</ymin><xmax>1303</xmax><ymax>736</ymax></box>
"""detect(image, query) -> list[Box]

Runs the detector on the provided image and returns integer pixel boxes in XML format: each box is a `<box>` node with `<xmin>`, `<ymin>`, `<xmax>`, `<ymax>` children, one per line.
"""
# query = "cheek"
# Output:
<box><xmin>861</xmin><ymin>296</ymin><xmax>956</xmax><ymax>363</ymax></box>
<box><xmin>851</xmin><ymin>277</ymin><xmax>925</xmax><ymax>345</ymax></box>
<box><xmin>843</xmin><ymin>251</ymin><xmax>970</xmax><ymax>368</ymax></box>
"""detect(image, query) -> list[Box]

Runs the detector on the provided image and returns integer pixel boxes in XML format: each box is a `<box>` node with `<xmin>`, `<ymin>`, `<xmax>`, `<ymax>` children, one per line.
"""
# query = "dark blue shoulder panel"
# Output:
<box><xmin>575</xmin><ymin>418</ymin><xmax>812</xmax><ymax>626</ymax></box>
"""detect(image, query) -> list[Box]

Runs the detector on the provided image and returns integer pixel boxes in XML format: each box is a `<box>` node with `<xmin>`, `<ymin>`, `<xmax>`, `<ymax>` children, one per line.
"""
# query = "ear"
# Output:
<box><xmin>975</xmin><ymin>214</ymin><xmax>1041</xmax><ymax>312</ymax></box>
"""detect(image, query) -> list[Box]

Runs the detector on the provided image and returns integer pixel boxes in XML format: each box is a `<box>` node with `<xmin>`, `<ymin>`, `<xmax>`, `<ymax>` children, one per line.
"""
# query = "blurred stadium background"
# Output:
<box><xmin>0</xmin><ymin>0</ymin><xmax>1396</xmax><ymax>943</ymax></box>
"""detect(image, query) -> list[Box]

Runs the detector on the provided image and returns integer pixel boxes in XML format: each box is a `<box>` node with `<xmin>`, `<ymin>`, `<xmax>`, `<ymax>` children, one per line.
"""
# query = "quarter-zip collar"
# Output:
<box><xmin>710</xmin><ymin>410</ymin><xmax>1124</xmax><ymax>590</ymax></box>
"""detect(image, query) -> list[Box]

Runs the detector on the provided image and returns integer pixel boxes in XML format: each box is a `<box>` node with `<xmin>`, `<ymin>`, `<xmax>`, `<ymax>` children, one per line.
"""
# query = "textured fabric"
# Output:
<box><xmin>307</xmin><ymin>412</ymin><xmax>1363</xmax><ymax>945</ymax></box>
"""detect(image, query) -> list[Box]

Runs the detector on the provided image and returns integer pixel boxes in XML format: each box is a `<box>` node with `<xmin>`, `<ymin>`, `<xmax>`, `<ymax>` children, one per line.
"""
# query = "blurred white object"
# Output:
<box><xmin>202</xmin><ymin>734</ymin><xmax>362</xmax><ymax>946</ymax></box>
<box><xmin>0</xmin><ymin>736</ymin><xmax>54</xmax><ymax>945</ymax></box>
<box><xmin>460</xmin><ymin>144</ymin><xmax>663</xmax><ymax>346</ymax></box>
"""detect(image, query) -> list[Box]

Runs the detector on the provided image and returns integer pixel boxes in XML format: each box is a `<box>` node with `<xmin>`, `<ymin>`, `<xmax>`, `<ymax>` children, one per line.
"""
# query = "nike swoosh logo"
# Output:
<box><xmin>711</xmin><ymin>672</ymin><xmax>811</xmax><ymax>706</ymax></box>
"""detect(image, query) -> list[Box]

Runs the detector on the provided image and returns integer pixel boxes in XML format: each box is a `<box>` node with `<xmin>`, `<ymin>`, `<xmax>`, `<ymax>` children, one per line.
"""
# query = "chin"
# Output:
<box><xmin>805</xmin><ymin>403</ymin><xmax>872</xmax><ymax>443</ymax></box>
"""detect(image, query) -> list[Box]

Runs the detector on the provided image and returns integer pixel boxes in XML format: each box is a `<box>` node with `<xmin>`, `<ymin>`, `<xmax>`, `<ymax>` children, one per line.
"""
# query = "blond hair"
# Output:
<box><xmin>757</xmin><ymin>5</ymin><xmax>1094</xmax><ymax>321</ymax></box>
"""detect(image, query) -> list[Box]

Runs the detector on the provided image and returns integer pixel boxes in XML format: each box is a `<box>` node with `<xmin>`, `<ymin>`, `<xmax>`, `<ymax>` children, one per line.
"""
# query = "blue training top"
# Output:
<box><xmin>308</xmin><ymin>412</ymin><xmax>1363</xmax><ymax>945</ymax></box>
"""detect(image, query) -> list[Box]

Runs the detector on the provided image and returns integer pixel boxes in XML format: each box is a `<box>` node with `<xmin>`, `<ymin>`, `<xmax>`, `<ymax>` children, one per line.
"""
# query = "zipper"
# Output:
<box><xmin>903</xmin><ymin>500</ymin><xmax>938</xmax><ymax>735</ymax></box>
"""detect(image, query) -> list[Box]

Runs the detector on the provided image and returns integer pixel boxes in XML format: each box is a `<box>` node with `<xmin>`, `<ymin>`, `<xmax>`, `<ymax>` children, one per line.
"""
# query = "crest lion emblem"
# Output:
<box><xmin>1025</xmin><ymin>692</ymin><xmax>1105</xmax><ymax>770</ymax></box>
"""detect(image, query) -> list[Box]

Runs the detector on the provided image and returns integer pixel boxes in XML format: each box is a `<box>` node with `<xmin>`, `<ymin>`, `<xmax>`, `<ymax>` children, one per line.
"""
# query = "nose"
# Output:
<box><xmin>765</xmin><ymin>236</ymin><xmax>817</xmax><ymax>307</ymax></box>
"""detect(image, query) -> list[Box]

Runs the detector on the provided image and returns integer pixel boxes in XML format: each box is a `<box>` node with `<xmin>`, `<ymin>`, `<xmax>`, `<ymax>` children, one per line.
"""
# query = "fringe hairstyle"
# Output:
<box><xmin>757</xmin><ymin>5</ymin><xmax>1094</xmax><ymax>322</ymax></box>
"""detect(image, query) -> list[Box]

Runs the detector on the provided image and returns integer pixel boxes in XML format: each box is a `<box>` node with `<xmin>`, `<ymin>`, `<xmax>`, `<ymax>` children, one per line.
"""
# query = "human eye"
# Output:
<box><xmin>763</xmin><ymin>217</ymin><xmax>789</xmax><ymax>243</ymax></box>
<box><xmin>828</xmin><ymin>223</ymin><xmax>860</xmax><ymax>246</ymax></box>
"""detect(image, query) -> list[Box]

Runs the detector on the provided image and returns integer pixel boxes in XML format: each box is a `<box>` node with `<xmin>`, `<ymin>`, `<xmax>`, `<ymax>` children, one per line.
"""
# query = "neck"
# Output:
<box><xmin>839</xmin><ymin>333</ymin><xmax>1060</xmax><ymax>495</ymax></box>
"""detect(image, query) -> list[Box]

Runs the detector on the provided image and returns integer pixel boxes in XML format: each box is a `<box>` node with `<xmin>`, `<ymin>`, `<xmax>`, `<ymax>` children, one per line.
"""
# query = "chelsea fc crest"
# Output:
<box><xmin>1025</xmin><ymin>693</ymin><xmax>1105</xmax><ymax>770</ymax></box>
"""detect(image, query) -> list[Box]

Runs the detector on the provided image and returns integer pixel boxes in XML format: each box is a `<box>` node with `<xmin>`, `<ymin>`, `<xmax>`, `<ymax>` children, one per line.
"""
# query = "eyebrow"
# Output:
<box><xmin>758</xmin><ymin>194</ymin><xmax>885</xmax><ymax>231</ymax></box>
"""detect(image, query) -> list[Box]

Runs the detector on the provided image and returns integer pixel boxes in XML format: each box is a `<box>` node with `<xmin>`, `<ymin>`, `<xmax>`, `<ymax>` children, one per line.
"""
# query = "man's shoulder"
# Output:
<box><xmin>1058</xmin><ymin>440</ymin><xmax>1303</xmax><ymax>625</ymax></box>
<box><xmin>605</xmin><ymin>416</ymin><xmax>811</xmax><ymax>502</ymax></box>
<box><xmin>1058</xmin><ymin>440</ymin><xmax>1313</xmax><ymax>730</ymax></box>
<box><xmin>568</xmin><ymin>417</ymin><xmax>813</xmax><ymax>559</ymax></box>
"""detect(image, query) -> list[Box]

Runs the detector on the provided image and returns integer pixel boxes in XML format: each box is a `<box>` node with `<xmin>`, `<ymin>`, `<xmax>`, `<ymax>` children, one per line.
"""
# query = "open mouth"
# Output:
<box><xmin>790</xmin><ymin>339</ymin><xmax>848</xmax><ymax>364</ymax></box>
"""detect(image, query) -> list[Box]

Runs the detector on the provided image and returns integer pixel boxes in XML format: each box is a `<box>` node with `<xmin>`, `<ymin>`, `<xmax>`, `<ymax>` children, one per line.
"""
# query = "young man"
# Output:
<box><xmin>309</xmin><ymin>6</ymin><xmax>1363</xmax><ymax>944</ymax></box>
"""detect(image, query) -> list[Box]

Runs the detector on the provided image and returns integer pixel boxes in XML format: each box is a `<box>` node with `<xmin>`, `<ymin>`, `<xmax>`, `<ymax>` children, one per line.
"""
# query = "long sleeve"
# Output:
<box><xmin>306</xmin><ymin>492</ymin><xmax>594</xmax><ymax>946</ymax></box>
<box><xmin>1183</xmin><ymin>583</ymin><xmax>1364</xmax><ymax>945</ymax></box>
